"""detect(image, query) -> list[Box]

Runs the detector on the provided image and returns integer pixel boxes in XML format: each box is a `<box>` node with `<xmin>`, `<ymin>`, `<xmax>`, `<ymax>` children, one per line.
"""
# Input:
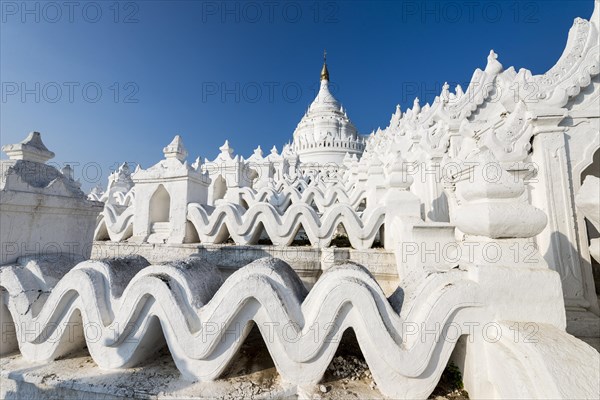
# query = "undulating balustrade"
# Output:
<box><xmin>3</xmin><ymin>6</ymin><xmax>600</xmax><ymax>399</ymax></box>
<box><xmin>186</xmin><ymin>201</ymin><xmax>384</xmax><ymax>248</ymax></box>
<box><xmin>0</xmin><ymin>255</ymin><xmax>482</xmax><ymax>399</ymax></box>
<box><xmin>93</xmin><ymin>160</ymin><xmax>390</xmax><ymax>248</ymax></box>
<box><xmin>227</xmin><ymin>181</ymin><xmax>367</xmax><ymax>213</ymax></box>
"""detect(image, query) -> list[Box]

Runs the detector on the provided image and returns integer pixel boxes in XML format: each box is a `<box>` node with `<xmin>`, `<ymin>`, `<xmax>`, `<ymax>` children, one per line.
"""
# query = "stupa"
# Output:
<box><xmin>288</xmin><ymin>51</ymin><xmax>365</xmax><ymax>171</ymax></box>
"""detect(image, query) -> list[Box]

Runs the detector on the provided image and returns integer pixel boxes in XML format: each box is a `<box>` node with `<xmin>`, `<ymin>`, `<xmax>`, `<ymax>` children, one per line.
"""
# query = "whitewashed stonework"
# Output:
<box><xmin>577</xmin><ymin>176</ymin><xmax>600</xmax><ymax>263</ymax></box>
<box><xmin>0</xmin><ymin>132</ymin><xmax>103</xmax><ymax>265</ymax></box>
<box><xmin>2</xmin><ymin>3</ymin><xmax>600</xmax><ymax>399</ymax></box>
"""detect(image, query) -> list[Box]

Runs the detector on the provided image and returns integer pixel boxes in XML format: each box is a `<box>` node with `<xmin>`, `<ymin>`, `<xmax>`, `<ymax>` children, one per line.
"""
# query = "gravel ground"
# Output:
<box><xmin>2</xmin><ymin>324</ymin><xmax>470</xmax><ymax>399</ymax></box>
<box><xmin>221</xmin><ymin>326</ymin><xmax>469</xmax><ymax>399</ymax></box>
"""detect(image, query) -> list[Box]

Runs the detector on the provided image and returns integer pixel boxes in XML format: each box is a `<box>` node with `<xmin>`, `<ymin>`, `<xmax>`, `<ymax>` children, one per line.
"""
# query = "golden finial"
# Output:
<box><xmin>320</xmin><ymin>49</ymin><xmax>329</xmax><ymax>81</ymax></box>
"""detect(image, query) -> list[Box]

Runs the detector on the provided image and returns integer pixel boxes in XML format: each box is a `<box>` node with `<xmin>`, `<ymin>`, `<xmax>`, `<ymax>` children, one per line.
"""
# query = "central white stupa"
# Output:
<box><xmin>286</xmin><ymin>53</ymin><xmax>365</xmax><ymax>168</ymax></box>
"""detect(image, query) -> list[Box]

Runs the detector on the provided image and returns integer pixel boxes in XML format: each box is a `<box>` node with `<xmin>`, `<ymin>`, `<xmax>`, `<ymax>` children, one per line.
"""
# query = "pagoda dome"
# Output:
<box><xmin>290</xmin><ymin>53</ymin><xmax>365</xmax><ymax>168</ymax></box>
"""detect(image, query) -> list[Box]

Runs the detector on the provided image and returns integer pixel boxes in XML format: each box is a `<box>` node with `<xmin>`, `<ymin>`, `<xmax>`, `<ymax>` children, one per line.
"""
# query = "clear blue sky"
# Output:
<box><xmin>0</xmin><ymin>0</ymin><xmax>595</xmax><ymax>189</ymax></box>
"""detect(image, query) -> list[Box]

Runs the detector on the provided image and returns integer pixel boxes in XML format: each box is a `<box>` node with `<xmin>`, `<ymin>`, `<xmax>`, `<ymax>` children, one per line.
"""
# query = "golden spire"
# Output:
<box><xmin>320</xmin><ymin>49</ymin><xmax>329</xmax><ymax>81</ymax></box>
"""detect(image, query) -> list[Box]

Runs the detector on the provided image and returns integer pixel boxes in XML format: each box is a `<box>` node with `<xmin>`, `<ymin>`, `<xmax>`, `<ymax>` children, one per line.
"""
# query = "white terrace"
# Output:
<box><xmin>1</xmin><ymin>3</ymin><xmax>599</xmax><ymax>399</ymax></box>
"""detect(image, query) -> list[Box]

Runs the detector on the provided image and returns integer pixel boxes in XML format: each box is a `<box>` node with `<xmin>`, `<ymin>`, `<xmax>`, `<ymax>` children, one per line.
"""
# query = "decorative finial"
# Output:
<box><xmin>219</xmin><ymin>140</ymin><xmax>234</xmax><ymax>155</ymax></box>
<box><xmin>390</xmin><ymin>104</ymin><xmax>402</xmax><ymax>126</ymax></box>
<box><xmin>1</xmin><ymin>131</ymin><xmax>55</xmax><ymax>163</ymax></box>
<box><xmin>485</xmin><ymin>49</ymin><xmax>503</xmax><ymax>75</ymax></box>
<box><xmin>455</xmin><ymin>84</ymin><xmax>464</xmax><ymax>97</ymax></box>
<box><xmin>441</xmin><ymin>82</ymin><xmax>450</xmax><ymax>103</ymax></box>
<box><xmin>320</xmin><ymin>49</ymin><xmax>329</xmax><ymax>81</ymax></box>
<box><xmin>61</xmin><ymin>164</ymin><xmax>74</xmax><ymax>180</ymax></box>
<box><xmin>413</xmin><ymin>97</ymin><xmax>421</xmax><ymax>114</ymax></box>
<box><xmin>163</xmin><ymin>135</ymin><xmax>188</xmax><ymax>162</ymax></box>
<box><xmin>192</xmin><ymin>156</ymin><xmax>201</xmax><ymax>170</ymax></box>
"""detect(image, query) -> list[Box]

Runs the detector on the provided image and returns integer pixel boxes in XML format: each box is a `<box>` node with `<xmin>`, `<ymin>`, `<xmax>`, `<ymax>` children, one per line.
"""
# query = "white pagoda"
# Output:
<box><xmin>287</xmin><ymin>52</ymin><xmax>365</xmax><ymax>170</ymax></box>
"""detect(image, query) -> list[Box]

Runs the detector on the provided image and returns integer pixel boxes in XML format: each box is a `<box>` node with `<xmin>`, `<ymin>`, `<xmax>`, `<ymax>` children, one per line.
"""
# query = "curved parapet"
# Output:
<box><xmin>1</xmin><ymin>256</ymin><xmax>483</xmax><ymax>399</ymax></box>
<box><xmin>522</xmin><ymin>7</ymin><xmax>600</xmax><ymax>108</ymax></box>
<box><xmin>94</xmin><ymin>203</ymin><xmax>135</xmax><ymax>242</ymax></box>
<box><xmin>269</xmin><ymin>171</ymin><xmax>354</xmax><ymax>193</ymax></box>
<box><xmin>111</xmin><ymin>187</ymin><xmax>136</xmax><ymax>207</ymax></box>
<box><xmin>187</xmin><ymin>201</ymin><xmax>384</xmax><ymax>248</ymax></box>
<box><xmin>233</xmin><ymin>184</ymin><xmax>367</xmax><ymax>213</ymax></box>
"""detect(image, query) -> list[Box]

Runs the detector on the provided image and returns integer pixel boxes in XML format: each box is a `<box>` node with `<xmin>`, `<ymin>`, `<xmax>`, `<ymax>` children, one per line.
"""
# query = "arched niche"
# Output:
<box><xmin>581</xmin><ymin>148</ymin><xmax>600</xmax><ymax>263</ymax></box>
<box><xmin>213</xmin><ymin>175</ymin><xmax>227</xmax><ymax>202</ymax></box>
<box><xmin>149</xmin><ymin>184</ymin><xmax>171</xmax><ymax>223</ymax></box>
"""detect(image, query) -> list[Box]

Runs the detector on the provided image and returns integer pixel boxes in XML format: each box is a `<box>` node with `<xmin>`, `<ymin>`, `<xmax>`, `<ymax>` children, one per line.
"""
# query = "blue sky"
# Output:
<box><xmin>0</xmin><ymin>0</ymin><xmax>595</xmax><ymax>190</ymax></box>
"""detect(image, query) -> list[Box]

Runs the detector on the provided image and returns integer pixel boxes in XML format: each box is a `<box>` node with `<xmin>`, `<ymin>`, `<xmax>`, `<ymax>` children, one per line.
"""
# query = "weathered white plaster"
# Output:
<box><xmin>577</xmin><ymin>176</ymin><xmax>600</xmax><ymax>263</ymax></box>
<box><xmin>0</xmin><ymin>132</ymin><xmax>103</xmax><ymax>265</ymax></box>
<box><xmin>2</xmin><ymin>2</ymin><xmax>600</xmax><ymax>399</ymax></box>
